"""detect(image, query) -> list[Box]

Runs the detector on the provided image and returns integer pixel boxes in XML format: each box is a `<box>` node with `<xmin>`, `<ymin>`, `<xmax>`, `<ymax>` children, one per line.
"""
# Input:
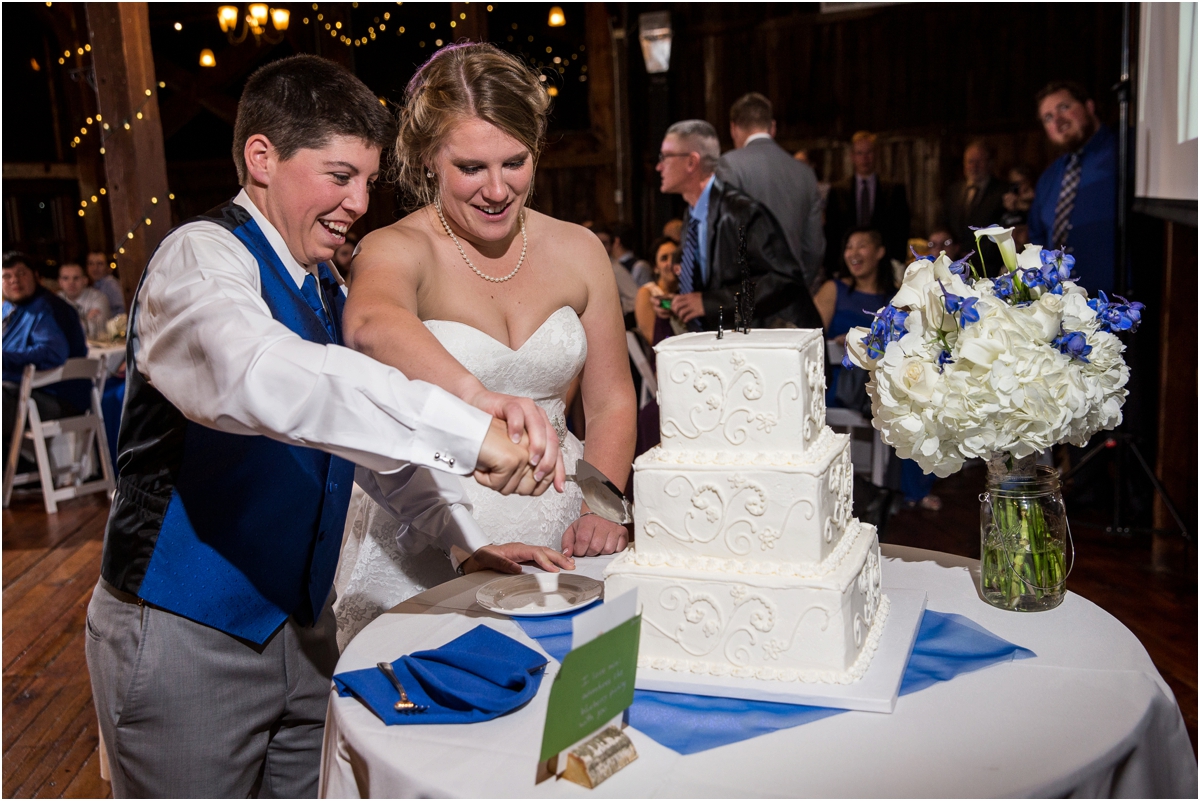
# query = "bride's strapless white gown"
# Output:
<box><xmin>334</xmin><ymin>306</ymin><xmax>586</xmax><ymax>649</ymax></box>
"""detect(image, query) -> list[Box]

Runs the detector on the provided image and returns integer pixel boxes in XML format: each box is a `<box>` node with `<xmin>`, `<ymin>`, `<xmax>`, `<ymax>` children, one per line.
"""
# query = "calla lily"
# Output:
<box><xmin>1016</xmin><ymin>244</ymin><xmax>1044</xmax><ymax>272</ymax></box>
<box><xmin>972</xmin><ymin>224</ymin><xmax>1018</xmax><ymax>272</ymax></box>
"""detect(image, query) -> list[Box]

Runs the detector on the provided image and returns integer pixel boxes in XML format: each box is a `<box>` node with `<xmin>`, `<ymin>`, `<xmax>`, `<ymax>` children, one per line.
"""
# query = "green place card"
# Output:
<box><xmin>539</xmin><ymin>614</ymin><xmax>641</xmax><ymax>762</ymax></box>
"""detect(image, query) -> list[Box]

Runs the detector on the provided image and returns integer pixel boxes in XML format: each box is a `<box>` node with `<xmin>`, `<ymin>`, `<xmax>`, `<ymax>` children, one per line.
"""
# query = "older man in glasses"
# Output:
<box><xmin>656</xmin><ymin>119</ymin><xmax>820</xmax><ymax>332</ymax></box>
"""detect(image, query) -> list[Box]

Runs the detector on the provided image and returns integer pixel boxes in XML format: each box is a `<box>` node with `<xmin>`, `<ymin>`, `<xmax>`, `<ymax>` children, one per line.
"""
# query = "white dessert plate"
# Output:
<box><xmin>476</xmin><ymin>573</ymin><xmax>603</xmax><ymax>617</ymax></box>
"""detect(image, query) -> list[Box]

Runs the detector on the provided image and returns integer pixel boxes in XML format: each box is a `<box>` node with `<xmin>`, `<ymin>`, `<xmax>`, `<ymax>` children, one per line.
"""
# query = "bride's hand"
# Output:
<box><xmin>474</xmin><ymin>418</ymin><xmax>545</xmax><ymax>495</ymax></box>
<box><xmin>562</xmin><ymin>513</ymin><xmax>630</xmax><ymax>558</ymax></box>
<box><xmin>461</xmin><ymin>542</ymin><xmax>576</xmax><ymax>575</ymax></box>
<box><xmin>466</xmin><ymin>389</ymin><xmax>565</xmax><ymax>492</ymax></box>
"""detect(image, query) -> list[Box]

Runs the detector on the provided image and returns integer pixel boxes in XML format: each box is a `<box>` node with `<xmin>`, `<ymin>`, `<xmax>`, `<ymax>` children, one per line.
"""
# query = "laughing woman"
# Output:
<box><xmin>333</xmin><ymin>43</ymin><xmax>636</xmax><ymax>646</ymax></box>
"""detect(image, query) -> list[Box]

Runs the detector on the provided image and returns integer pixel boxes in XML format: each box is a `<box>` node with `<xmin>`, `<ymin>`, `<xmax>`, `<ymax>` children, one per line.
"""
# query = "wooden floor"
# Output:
<box><xmin>3</xmin><ymin>467</ymin><xmax>1196</xmax><ymax>797</ymax></box>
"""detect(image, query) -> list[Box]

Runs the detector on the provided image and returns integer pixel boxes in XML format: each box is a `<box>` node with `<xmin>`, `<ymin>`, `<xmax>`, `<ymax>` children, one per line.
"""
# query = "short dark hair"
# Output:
<box><xmin>1035</xmin><ymin>80</ymin><xmax>1091</xmax><ymax>110</ymax></box>
<box><xmin>232</xmin><ymin>55</ymin><xmax>395</xmax><ymax>184</ymax></box>
<box><xmin>729</xmin><ymin>92</ymin><xmax>773</xmax><ymax>130</ymax></box>
<box><xmin>2</xmin><ymin>252</ymin><xmax>33</xmax><ymax>272</ymax></box>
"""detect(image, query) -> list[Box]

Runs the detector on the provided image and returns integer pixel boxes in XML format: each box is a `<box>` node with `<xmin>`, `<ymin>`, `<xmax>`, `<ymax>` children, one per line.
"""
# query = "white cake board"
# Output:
<box><xmin>632</xmin><ymin>588</ymin><xmax>927</xmax><ymax>713</ymax></box>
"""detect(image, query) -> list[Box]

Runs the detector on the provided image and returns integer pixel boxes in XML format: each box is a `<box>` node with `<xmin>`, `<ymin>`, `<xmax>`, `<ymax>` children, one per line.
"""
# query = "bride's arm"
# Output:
<box><xmin>562</xmin><ymin>228</ymin><xmax>638</xmax><ymax>557</ymax></box>
<box><xmin>344</xmin><ymin>225</ymin><xmax>562</xmax><ymax>490</ymax></box>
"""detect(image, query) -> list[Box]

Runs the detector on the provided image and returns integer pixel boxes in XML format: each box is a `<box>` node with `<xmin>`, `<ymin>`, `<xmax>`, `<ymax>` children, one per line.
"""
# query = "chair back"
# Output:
<box><xmin>626</xmin><ymin>331</ymin><xmax>658</xmax><ymax>409</ymax></box>
<box><xmin>30</xmin><ymin>357</ymin><xmax>106</xmax><ymax>390</ymax></box>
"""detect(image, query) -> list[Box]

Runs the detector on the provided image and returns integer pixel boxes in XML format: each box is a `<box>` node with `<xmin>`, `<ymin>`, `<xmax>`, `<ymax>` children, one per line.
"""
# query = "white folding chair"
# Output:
<box><xmin>825</xmin><ymin>340</ymin><xmax>889</xmax><ymax>487</ymax></box>
<box><xmin>626</xmin><ymin>330</ymin><xmax>658</xmax><ymax>410</ymax></box>
<box><xmin>3</xmin><ymin>357</ymin><xmax>116</xmax><ymax>513</ymax></box>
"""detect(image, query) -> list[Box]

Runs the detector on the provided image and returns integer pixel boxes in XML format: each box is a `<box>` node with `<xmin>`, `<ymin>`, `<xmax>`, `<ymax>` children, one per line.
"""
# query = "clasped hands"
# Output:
<box><xmin>652</xmin><ymin>287</ymin><xmax>704</xmax><ymax>324</ymax></box>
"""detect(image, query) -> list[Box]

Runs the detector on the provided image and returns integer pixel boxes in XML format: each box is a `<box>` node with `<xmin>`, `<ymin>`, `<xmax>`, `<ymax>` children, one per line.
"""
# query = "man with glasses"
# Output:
<box><xmin>656</xmin><ymin>119</ymin><xmax>820</xmax><ymax>332</ymax></box>
<box><xmin>1027</xmin><ymin>80</ymin><xmax>1117</xmax><ymax>294</ymax></box>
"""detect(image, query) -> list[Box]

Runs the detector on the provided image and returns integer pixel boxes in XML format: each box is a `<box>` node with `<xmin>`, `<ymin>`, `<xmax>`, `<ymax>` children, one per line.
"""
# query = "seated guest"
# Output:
<box><xmin>1001</xmin><ymin>164</ymin><xmax>1036</xmax><ymax>247</ymax></box>
<box><xmin>610</xmin><ymin>223</ymin><xmax>654</xmax><ymax>287</ymax></box>
<box><xmin>925</xmin><ymin>228</ymin><xmax>962</xmax><ymax>260</ymax></box>
<box><xmin>57</xmin><ymin>261</ymin><xmax>111</xmax><ymax>339</ymax></box>
<box><xmin>634</xmin><ymin>237</ymin><xmax>681</xmax><ymax>347</ymax></box>
<box><xmin>657</xmin><ymin>119</ymin><xmax>820</xmax><ymax>331</ymax></box>
<box><xmin>814</xmin><ymin>230</ymin><xmax>940</xmax><ymax>510</ymax></box>
<box><xmin>943</xmin><ymin>140</ymin><xmax>1006</xmax><ymax>276</ymax></box>
<box><xmin>332</xmin><ymin>231</ymin><xmax>360</xmax><ymax>286</ymax></box>
<box><xmin>85</xmin><ymin>250</ymin><xmax>124</xmax><ymax>314</ymax></box>
<box><xmin>592</xmin><ymin>223</ymin><xmax>639</xmax><ymax>327</ymax></box>
<box><xmin>824</xmin><ymin>131</ymin><xmax>911</xmax><ymax>276</ymax></box>
<box><xmin>2</xmin><ymin>252</ymin><xmax>90</xmax><ymax>457</ymax></box>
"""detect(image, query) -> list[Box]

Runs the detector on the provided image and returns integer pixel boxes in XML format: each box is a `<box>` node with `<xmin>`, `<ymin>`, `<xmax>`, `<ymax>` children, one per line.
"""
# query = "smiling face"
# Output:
<box><xmin>247</xmin><ymin>133</ymin><xmax>380</xmax><ymax>268</ymax></box>
<box><xmin>843</xmin><ymin>232</ymin><xmax>885</xmax><ymax>281</ymax></box>
<box><xmin>58</xmin><ymin>264</ymin><xmax>87</xmax><ymax>300</ymax></box>
<box><xmin>1038</xmin><ymin>89</ymin><xmax>1097</xmax><ymax>149</ymax></box>
<box><xmin>431</xmin><ymin>116</ymin><xmax>533</xmax><ymax>244</ymax></box>
<box><xmin>654</xmin><ymin>240</ymin><xmax>678</xmax><ymax>287</ymax></box>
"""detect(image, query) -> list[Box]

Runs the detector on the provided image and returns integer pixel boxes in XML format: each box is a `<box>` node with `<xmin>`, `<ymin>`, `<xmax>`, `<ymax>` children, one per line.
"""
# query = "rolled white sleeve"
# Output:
<box><xmin>355</xmin><ymin>465</ymin><xmax>490</xmax><ymax>569</ymax></box>
<box><xmin>133</xmin><ymin>220</ymin><xmax>490</xmax><ymax>475</ymax></box>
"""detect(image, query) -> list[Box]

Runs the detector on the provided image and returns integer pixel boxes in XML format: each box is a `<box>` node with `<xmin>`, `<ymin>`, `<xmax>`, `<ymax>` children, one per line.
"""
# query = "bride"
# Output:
<box><xmin>334</xmin><ymin>43</ymin><xmax>636</xmax><ymax>646</ymax></box>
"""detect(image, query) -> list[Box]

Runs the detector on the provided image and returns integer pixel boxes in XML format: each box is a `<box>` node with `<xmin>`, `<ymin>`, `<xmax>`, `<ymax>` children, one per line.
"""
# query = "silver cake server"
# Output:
<box><xmin>565</xmin><ymin>458</ymin><xmax>633</xmax><ymax>525</ymax></box>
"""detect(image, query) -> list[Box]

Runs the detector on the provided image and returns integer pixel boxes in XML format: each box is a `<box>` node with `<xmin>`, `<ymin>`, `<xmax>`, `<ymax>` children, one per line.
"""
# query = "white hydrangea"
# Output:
<box><xmin>845</xmin><ymin>238</ymin><xmax>1132</xmax><ymax>476</ymax></box>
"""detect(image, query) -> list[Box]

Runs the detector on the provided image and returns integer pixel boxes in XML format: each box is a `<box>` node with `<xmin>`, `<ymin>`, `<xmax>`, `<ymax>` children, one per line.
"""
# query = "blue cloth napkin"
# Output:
<box><xmin>515</xmin><ymin>607</ymin><xmax>1035</xmax><ymax>754</ymax></box>
<box><xmin>334</xmin><ymin>624</ymin><xmax>548</xmax><ymax>725</ymax></box>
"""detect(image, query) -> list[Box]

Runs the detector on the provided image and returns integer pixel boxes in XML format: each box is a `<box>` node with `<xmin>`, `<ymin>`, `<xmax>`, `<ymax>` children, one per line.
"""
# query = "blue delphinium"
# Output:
<box><xmin>1052</xmin><ymin>328</ymin><xmax>1092</xmax><ymax>362</ymax></box>
<box><xmin>909</xmin><ymin>245</ymin><xmax>934</xmax><ymax>262</ymax></box>
<box><xmin>947</xmin><ymin>252</ymin><xmax>975</xmax><ymax>277</ymax></box>
<box><xmin>939</xmin><ymin>281</ymin><xmax>980</xmax><ymax>326</ymax></box>
<box><xmin>1089</xmin><ymin>291</ymin><xmax>1144</xmax><ymax>333</ymax></box>
<box><xmin>937</xmin><ymin>349</ymin><xmax>955</xmax><ymax>373</ymax></box>
<box><xmin>992</xmin><ymin>271</ymin><xmax>1016</xmax><ymax>300</ymax></box>
<box><xmin>844</xmin><ymin>305</ymin><xmax>909</xmax><ymax>367</ymax></box>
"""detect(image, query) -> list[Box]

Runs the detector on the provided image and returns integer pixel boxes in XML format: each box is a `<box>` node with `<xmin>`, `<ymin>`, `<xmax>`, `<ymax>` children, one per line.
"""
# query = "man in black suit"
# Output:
<box><xmin>943</xmin><ymin>140</ymin><xmax>1007</xmax><ymax>275</ymax></box>
<box><xmin>717</xmin><ymin>92</ymin><xmax>825</xmax><ymax>290</ymax></box>
<box><xmin>824</xmin><ymin>131</ymin><xmax>911</xmax><ymax>274</ymax></box>
<box><xmin>657</xmin><ymin>120</ymin><xmax>820</xmax><ymax>331</ymax></box>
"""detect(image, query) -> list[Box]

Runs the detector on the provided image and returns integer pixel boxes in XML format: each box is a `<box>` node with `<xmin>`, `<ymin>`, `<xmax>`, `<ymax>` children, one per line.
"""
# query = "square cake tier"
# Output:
<box><xmin>605</xmin><ymin>521</ymin><xmax>884</xmax><ymax>683</ymax></box>
<box><xmin>632</xmin><ymin>428</ymin><xmax>853</xmax><ymax>567</ymax></box>
<box><xmin>654</xmin><ymin>329</ymin><xmax>826</xmax><ymax>456</ymax></box>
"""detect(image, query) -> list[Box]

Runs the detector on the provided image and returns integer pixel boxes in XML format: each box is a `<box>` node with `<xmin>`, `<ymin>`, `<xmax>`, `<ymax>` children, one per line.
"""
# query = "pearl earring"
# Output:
<box><xmin>426</xmin><ymin>169</ymin><xmax>434</xmax><ymax>179</ymax></box>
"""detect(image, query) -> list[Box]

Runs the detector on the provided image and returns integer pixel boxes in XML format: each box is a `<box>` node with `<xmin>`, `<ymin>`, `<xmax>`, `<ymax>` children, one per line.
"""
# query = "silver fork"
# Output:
<box><xmin>376</xmin><ymin>661</ymin><xmax>428</xmax><ymax>713</ymax></box>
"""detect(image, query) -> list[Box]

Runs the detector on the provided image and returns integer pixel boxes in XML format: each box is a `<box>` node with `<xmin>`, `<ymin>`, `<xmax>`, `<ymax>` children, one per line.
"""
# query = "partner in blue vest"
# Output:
<box><xmin>85</xmin><ymin>55</ymin><xmax>565</xmax><ymax>798</ymax></box>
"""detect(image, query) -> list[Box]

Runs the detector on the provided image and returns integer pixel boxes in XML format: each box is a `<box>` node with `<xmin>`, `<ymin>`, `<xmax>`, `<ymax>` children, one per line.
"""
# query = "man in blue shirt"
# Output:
<box><xmin>1027</xmin><ymin>81</ymin><xmax>1118</xmax><ymax>294</ymax></box>
<box><xmin>2</xmin><ymin>252</ymin><xmax>90</xmax><ymax>459</ymax></box>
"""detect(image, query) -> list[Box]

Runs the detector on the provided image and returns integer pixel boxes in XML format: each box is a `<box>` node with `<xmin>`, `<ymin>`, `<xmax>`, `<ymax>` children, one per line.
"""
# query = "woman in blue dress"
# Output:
<box><xmin>814</xmin><ymin>227</ymin><xmax>941</xmax><ymax>511</ymax></box>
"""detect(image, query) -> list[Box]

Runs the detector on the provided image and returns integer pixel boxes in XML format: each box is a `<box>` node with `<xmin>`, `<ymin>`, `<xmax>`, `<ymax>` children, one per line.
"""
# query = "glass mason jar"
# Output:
<box><xmin>979</xmin><ymin>454</ymin><xmax>1073</xmax><ymax>611</ymax></box>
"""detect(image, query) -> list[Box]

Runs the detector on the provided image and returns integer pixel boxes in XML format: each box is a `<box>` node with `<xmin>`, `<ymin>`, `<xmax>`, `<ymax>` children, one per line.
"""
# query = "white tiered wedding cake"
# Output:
<box><xmin>604</xmin><ymin>329</ymin><xmax>888</xmax><ymax>685</ymax></box>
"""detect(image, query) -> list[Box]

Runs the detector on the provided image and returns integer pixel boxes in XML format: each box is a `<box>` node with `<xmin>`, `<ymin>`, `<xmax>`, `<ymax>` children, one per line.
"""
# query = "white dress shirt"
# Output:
<box><xmin>133</xmin><ymin>189</ymin><xmax>492</xmax><ymax>480</ymax></box>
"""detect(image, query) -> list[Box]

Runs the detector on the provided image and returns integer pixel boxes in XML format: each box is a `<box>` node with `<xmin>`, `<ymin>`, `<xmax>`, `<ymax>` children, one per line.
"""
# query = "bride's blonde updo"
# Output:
<box><xmin>395</xmin><ymin>43</ymin><xmax>550</xmax><ymax>208</ymax></box>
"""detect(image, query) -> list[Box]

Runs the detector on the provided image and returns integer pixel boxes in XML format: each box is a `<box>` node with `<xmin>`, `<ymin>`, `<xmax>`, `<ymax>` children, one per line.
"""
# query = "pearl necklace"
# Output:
<box><xmin>436</xmin><ymin>199</ymin><xmax>527</xmax><ymax>283</ymax></box>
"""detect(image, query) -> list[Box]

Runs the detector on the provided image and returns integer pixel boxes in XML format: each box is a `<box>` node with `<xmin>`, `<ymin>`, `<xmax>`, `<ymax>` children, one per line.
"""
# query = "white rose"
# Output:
<box><xmin>1016</xmin><ymin>244</ymin><xmax>1044</xmax><ymax>272</ymax></box>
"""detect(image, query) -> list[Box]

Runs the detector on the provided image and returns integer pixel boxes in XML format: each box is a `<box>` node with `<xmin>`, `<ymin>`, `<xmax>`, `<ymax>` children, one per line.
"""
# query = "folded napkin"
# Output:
<box><xmin>334</xmin><ymin>624</ymin><xmax>548</xmax><ymax>725</ymax></box>
<box><xmin>515</xmin><ymin>608</ymin><xmax>1036</xmax><ymax>754</ymax></box>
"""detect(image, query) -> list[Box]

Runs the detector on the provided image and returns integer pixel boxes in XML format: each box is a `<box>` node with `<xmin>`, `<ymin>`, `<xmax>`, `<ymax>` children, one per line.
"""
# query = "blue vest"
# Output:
<box><xmin>101</xmin><ymin>200</ymin><xmax>355</xmax><ymax>644</ymax></box>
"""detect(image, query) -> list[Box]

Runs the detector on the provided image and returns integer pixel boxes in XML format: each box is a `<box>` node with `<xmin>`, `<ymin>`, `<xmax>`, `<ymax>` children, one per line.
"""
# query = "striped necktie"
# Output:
<box><xmin>1051</xmin><ymin>152</ymin><xmax>1082</xmax><ymax>250</ymax></box>
<box><xmin>679</xmin><ymin>216</ymin><xmax>701</xmax><ymax>295</ymax></box>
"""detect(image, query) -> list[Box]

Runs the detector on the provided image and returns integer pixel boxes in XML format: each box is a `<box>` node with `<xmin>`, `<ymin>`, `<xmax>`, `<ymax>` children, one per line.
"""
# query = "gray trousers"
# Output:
<box><xmin>85</xmin><ymin>580</ymin><xmax>339</xmax><ymax>798</ymax></box>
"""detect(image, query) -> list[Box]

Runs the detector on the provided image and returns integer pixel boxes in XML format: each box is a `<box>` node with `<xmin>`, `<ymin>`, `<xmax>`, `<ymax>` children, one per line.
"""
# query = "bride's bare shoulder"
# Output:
<box><xmin>353</xmin><ymin>207</ymin><xmax>440</xmax><ymax>277</ymax></box>
<box><xmin>527</xmin><ymin>211</ymin><xmax>609</xmax><ymax>268</ymax></box>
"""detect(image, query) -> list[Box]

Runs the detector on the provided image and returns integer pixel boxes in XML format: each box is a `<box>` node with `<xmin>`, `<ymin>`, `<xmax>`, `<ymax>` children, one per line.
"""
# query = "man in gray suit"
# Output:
<box><xmin>717</xmin><ymin>92</ymin><xmax>825</xmax><ymax>290</ymax></box>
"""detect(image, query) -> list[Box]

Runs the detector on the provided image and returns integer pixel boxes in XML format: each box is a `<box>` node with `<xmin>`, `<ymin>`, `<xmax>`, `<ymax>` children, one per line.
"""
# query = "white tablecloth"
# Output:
<box><xmin>320</xmin><ymin>546</ymin><xmax>1197</xmax><ymax>798</ymax></box>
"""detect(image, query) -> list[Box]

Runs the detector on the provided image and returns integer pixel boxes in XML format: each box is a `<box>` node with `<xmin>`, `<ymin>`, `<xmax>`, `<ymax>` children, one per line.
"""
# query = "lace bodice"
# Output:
<box><xmin>334</xmin><ymin>306</ymin><xmax>587</xmax><ymax>649</ymax></box>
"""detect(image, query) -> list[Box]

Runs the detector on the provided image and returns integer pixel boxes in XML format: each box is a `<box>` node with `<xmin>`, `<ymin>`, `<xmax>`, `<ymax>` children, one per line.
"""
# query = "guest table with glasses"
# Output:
<box><xmin>319</xmin><ymin>545</ymin><xmax>1196</xmax><ymax>798</ymax></box>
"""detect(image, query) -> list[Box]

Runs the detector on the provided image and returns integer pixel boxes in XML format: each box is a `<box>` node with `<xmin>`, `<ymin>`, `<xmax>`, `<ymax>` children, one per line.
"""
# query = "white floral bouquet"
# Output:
<box><xmin>843</xmin><ymin>225</ymin><xmax>1143</xmax><ymax>477</ymax></box>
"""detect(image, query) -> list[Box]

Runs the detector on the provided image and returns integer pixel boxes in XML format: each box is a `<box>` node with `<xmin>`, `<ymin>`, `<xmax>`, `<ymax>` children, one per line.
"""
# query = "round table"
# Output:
<box><xmin>320</xmin><ymin>545</ymin><xmax>1196</xmax><ymax>798</ymax></box>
